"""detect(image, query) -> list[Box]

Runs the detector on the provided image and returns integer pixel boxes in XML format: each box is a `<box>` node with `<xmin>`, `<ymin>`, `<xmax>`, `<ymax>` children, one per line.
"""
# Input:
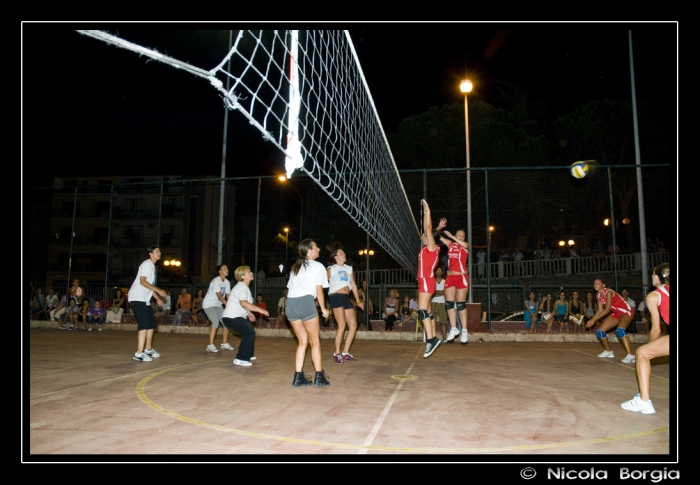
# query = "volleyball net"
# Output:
<box><xmin>76</xmin><ymin>29</ymin><xmax>420</xmax><ymax>274</ymax></box>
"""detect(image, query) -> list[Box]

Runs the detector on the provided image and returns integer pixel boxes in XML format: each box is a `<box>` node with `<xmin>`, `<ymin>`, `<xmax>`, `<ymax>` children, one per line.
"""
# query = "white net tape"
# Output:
<box><xmin>77</xmin><ymin>29</ymin><xmax>421</xmax><ymax>273</ymax></box>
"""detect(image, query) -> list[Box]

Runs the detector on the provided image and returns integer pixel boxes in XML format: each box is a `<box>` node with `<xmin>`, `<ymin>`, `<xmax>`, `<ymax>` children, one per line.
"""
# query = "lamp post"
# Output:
<box><xmin>488</xmin><ymin>225</ymin><xmax>494</xmax><ymax>251</ymax></box>
<box><xmin>460</xmin><ymin>79</ymin><xmax>474</xmax><ymax>303</ymax></box>
<box><xmin>359</xmin><ymin>248</ymin><xmax>374</xmax><ymax>324</ymax></box>
<box><xmin>279</xmin><ymin>175</ymin><xmax>303</xmax><ymax>240</ymax></box>
<box><xmin>284</xmin><ymin>227</ymin><xmax>289</xmax><ymax>275</ymax></box>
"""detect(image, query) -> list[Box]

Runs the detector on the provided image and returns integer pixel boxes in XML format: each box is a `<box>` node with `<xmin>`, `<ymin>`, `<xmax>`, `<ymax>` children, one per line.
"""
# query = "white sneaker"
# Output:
<box><xmin>446</xmin><ymin>327</ymin><xmax>461</xmax><ymax>342</ymax></box>
<box><xmin>621</xmin><ymin>354</ymin><xmax>636</xmax><ymax>364</ymax></box>
<box><xmin>87</xmin><ymin>328</ymin><xmax>93</xmax><ymax>332</ymax></box>
<box><xmin>220</xmin><ymin>343</ymin><xmax>234</xmax><ymax>351</ymax></box>
<box><xmin>233</xmin><ymin>359</ymin><xmax>252</xmax><ymax>366</ymax></box>
<box><xmin>621</xmin><ymin>394</ymin><xmax>656</xmax><ymax>414</ymax></box>
<box><xmin>597</xmin><ymin>350</ymin><xmax>615</xmax><ymax>358</ymax></box>
<box><xmin>207</xmin><ymin>344</ymin><xmax>219</xmax><ymax>353</ymax></box>
<box><xmin>144</xmin><ymin>348</ymin><xmax>160</xmax><ymax>358</ymax></box>
<box><xmin>133</xmin><ymin>352</ymin><xmax>153</xmax><ymax>362</ymax></box>
<box><xmin>250</xmin><ymin>356</ymin><xmax>257</xmax><ymax>361</ymax></box>
<box><xmin>98</xmin><ymin>328</ymin><xmax>102</xmax><ymax>332</ymax></box>
<box><xmin>460</xmin><ymin>330</ymin><xmax>469</xmax><ymax>343</ymax></box>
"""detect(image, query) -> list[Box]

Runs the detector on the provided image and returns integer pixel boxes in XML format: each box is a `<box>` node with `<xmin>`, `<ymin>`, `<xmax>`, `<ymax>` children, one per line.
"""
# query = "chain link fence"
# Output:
<box><xmin>29</xmin><ymin>164</ymin><xmax>670</xmax><ymax>328</ymax></box>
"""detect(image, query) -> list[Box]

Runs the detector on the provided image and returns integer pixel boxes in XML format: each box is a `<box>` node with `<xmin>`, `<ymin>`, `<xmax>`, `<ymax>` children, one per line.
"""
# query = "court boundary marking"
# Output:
<box><xmin>135</xmin><ymin>359</ymin><xmax>670</xmax><ymax>453</ymax></box>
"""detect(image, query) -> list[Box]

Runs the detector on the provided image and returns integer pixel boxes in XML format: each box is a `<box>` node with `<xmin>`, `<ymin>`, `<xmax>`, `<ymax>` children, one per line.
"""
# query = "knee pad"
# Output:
<box><xmin>456</xmin><ymin>301</ymin><xmax>467</xmax><ymax>311</ymax></box>
<box><xmin>417</xmin><ymin>309</ymin><xmax>430</xmax><ymax>321</ymax></box>
<box><xmin>596</xmin><ymin>329</ymin><xmax>607</xmax><ymax>339</ymax></box>
<box><xmin>445</xmin><ymin>301</ymin><xmax>455</xmax><ymax>310</ymax></box>
<box><xmin>616</xmin><ymin>327</ymin><xmax>627</xmax><ymax>339</ymax></box>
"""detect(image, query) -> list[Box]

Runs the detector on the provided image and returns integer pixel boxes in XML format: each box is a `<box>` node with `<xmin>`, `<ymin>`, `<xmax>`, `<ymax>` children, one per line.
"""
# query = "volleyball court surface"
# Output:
<box><xmin>26</xmin><ymin>328</ymin><xmax>672</xmax><ymax>459</ymax></box>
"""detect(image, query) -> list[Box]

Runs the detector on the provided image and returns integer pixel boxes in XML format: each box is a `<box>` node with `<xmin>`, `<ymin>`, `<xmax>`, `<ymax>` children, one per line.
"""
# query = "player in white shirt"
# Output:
<box><xmin>128</xmin><ymin>246</ymin><xmax>167</xmax><ymax>362</ymax></box>
<box><xmin>221</xmin><ymin>266</ymin><xmax>268</xmax><ymax>366</ymax></box>
<box><xmin>203</xmin><ymin>264</ymin><xmax>234</xmax><ymax>353</ymax></box>
<box><xmin>326</xmin><ymin>241</ymin><xmax>363</xmax><ymax>364</ymax></box>
<box><xmin>286</xmin><ymin>239</ymin><xmax>330</xmax><ymax>386</ymax></box>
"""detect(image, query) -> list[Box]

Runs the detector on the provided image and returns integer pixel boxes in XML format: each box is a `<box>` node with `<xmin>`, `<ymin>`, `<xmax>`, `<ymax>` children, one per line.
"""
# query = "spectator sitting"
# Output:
<box><xmin>88</xmin><ymin>300</ymin><xmax>105</xmax><ymax>331</ymax></box>
<box><xmin>105</xmin><ymin>289</ymin><xmax>126</xmax><ymax>324</ymax></box>
<box><xmin>44</xmin><ymin>288</ymin><xmax>58</xmax><ymax>320</ymax></box>
<box><xmin>77</xmin><ymin>299</ymin><xmax>91</xmax><ymax>331</ymax></box>
<box><xmin>30</xmin><ymin>287</ymin><xmax>45</xmax><ymax>318</ymax></box>
<box><xmin>191</xmin><ymin>289</ymin><xmax>206</xmax><ymax>326</ymax></box>
<box><xmin>52</xmin><ymin>291</ymin><xmax>67</xmax><ymax>326</ymax></box>
<box><xmin>65</xmin><ymin>297</ymin><xmax>79</xmax><ymax>330</ymax></box>
<box><xmin>172</xmin><ymin>287</ymin><xmax>192</xmax><ymax>326</ymax></box>
<box><xmin>252</xmin><ymin>293</ymin><xmax>268</xmax><ymax>328</ymax></box>
<box><xmin>160</xmin><ymin>289</ymin><xmax>172</xmax><ymax>324</ymax></box>
<box><xmin>395</xmin><ymin>295</ymin><xmax>413</xmax><ymax>327</ymax></box>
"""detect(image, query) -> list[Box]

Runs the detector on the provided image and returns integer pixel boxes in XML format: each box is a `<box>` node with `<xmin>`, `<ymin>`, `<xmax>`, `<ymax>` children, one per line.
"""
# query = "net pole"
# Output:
<box><xmin>285</xmin><ymin>30</ymin><xmax>303</xmax><ymax>178</ymax></box>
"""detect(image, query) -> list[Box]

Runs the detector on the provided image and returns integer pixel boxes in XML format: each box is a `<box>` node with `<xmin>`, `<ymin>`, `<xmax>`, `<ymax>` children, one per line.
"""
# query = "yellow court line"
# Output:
<box><xmin>136</xmin><ymin>364</ymin><xmax>669</xmax><ymax>453</ymax></box>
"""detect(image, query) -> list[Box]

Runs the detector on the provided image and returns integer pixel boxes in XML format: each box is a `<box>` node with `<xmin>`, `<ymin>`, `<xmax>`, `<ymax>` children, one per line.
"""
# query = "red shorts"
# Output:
<box><xmin>611</xmin><ymin>307</ymin><xmax>634</xmax><ymax>320</ymax></box>
<box><xmin>445</xmin><ymin>274</ymin><xmax>469</xmax><ymax>290</ymax></box>
<box><xmin>417</xmin><ymin>277</ymin><xmax>436</xmax><ymax>295</ymax></box>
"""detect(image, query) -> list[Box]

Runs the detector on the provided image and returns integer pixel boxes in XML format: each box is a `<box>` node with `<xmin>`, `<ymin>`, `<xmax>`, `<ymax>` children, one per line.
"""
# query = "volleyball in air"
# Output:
<box><xmin>570</xmin><ymin>161</ymin><xmax>589</xmax><ymax>179</ymax></box>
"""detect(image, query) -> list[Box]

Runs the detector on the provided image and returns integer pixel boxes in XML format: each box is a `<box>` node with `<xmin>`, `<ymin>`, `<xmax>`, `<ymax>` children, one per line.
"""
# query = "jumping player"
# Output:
<box><xmin>417</xmin><ymin>199</ymin><xmax>446</xmax><ymax>358</ymax></box>
<box><xmin>585</xmin><ymin>277</ymin><xmax>635</xmax><ymax>363</ymax></box>
<box><xmin>621</xmin><ymin>263</ymin><xmax>670</xmax><ymax>414</ymax></box>
<box><xmin>438</xmin><ymin>229</ymin><xmax>470</xmax><ymax>343</ymax></box>
<box><xmin>326</xmin><ymin>241</ymin><xmax>363</xmax><ymax>364</ymax></box>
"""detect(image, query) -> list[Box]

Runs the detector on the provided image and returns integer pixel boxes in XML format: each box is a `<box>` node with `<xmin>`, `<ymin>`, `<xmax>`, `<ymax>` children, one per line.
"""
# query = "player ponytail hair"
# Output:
<box><xmin>291</xmin><ymin>239</ymin><xmax>315</xmax><ymax>276</ymax></box>
<box><xmin>653</xmin><ymin>262</ymin><xmax>670</xmax><ymax>284</ymax></box>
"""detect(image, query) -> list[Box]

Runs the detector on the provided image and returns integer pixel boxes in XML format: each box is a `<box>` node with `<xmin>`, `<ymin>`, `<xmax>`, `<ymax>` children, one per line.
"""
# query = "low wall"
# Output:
<box><xmin>28</xmin><ymin>317</ymin><xmax>650</xmax><ymax>344</ymax></box>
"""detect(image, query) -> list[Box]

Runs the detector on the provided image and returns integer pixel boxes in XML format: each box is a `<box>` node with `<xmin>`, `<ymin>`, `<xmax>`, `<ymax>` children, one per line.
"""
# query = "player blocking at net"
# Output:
<box><xmin>417</xmin><ymin>199</ymin><xmax>447</xmax><ymax>358</ymax></box>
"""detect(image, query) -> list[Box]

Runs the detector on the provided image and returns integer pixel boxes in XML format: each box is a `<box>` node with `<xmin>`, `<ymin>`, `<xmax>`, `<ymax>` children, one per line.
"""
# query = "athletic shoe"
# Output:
<box><xmin>144</xmin><ymin>348</ymin><xmax>160</xmax><ymax>358</ymax></box>
<box><xmin>98</xmin><ymin>328</ymin><xmax>102</xmax><ymax>332</ymax></box>
<box><xmin>342</xmin><ymin>353</ymin><xmax>357</xmax><ymax>362</ymax></box>
<box><xmin>207</xmin><ymin>344</ymin><xmax>219</xmax><ymax>353</ymax></box>
<box><xmin>87</xmin><ymin>328</ymin><xmax>93</xmax><ymax>332</ymax></box>
<box><xmin>621</xmin><ymin>394</ymin><xmax>656</xmax><ymax>414</ymax></box>
<box><xmin>423</xmin><ymin>338</ymin><xmax>441</xmax><ymax>358</ymax></box>
<box><xmin>233</xmin><ymin>359</ymin><xmax>252</xmax><ymax>366</ymax></box>
<box><xmin>220</xmin><ymin>343</ymin><xmax>235</xmax><ymax>351</ymax></box>
<box><xmin>445</xmin><ymin>327</ymin><xmax>461</xmax><ymax>342</ymax></box>
<box><xmin>250</xmin><ymin>356</ymin><xmax>257</xmax><ymax>361</ymax></box>
<box><xmin>67</xmin><ymin>327</ymin><xmax>73</xmax><ymax>331</ymax></box>
<box><xmin>333</xmin><ymin>354</ymin><xmax>344</xmax><ymax>364</ymax></box>
<box><xmin>133</xmin><ymin>352</ymin><xmax>153</xmax><ymax>362</ymax></box>
<box><xmin>621</xmin><ymin>354</ymin><xmax>636</xmax><ymax>364</ymax></box>
<box><xmin>460</xmin><ymin>330</ymin><xmax>469</xmax><ymax>343</ymax></box>
<box><xmin>59</xmin><ymin>325</ymin><xmax>67</xmax><ymax>330</ymax></box>
<box><xmin>597</xmin><ymin>350</ymin><xmax>615</xmax><ymax>358</ymax></box>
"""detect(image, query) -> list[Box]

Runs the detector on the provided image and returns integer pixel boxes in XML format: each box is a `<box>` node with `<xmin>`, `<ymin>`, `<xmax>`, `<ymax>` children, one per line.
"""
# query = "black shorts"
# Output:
<box><xmin>131</xmin><ymin>301</ymin><xmax>157</xmax><ymax>331</ymax></box>
<box><xmin>329</xmin><ymin>293</ymin><xmax>354</xmax><ymax>310</ymax></box>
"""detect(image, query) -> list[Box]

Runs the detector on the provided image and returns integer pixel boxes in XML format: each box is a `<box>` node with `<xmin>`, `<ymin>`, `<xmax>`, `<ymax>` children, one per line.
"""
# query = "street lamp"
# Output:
<box><xmin>460</xmin><ymin>79</ymin><xmax>474</xmax><ymax>303</ymax></box>
<box><xmin>358</xmin><ymin>249</ymin><xmax>375</xmax><ymax>256</ymax></box>
<box><xmin>284</xmin><ymin>227</ymin><xmax>289</xmax><ymax>274</ymax></box>
<box><xmin>279</xmin><ymin>175</ymin><xmax>303</xmax><ymax>240</ymax></box>
<box><xmin>488</xmin><ymin>225</ymin><xmax>494</xmax><ymax>250</ymax></box>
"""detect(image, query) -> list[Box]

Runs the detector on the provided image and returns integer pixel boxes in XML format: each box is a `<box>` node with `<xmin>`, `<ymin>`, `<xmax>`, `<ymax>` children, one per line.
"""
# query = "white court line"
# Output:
<box><xmin>357</xmin><ymin>346</ymin><xmax>423</xmax><ymax>454</ymax></box>
<box><xmin>573</xmin><ymin>349</ymin><xmax>669</xmax><ymax>382</ymax></box>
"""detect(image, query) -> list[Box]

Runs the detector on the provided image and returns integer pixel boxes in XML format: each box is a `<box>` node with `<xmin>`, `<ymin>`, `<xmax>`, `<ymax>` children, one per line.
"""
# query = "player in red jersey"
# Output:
<box><xmin>417</xmin><ymin>199</ymin><xmax>446</xmax><ymax>358</ymax></box>
<box><xmin>585</xmin><ymin>277</ymin><xmax>636</xmax><ymax>363</ymax></box>
<box><xmin>621</xmin><ymin>263</ymin><xmax>670</xmax><ymax>415</ymax></box>
<box><xmin>438</xmin><ymin>229</ymin><xmax>470</xmax><ymax>343</ymax></box>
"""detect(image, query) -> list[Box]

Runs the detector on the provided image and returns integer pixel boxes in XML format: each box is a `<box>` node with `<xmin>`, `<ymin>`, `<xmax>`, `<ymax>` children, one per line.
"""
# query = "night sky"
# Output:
<box><xmin>22</xmin><ymin>22</ymin><xmax>677</xmax><ymax>188</ymax></box>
